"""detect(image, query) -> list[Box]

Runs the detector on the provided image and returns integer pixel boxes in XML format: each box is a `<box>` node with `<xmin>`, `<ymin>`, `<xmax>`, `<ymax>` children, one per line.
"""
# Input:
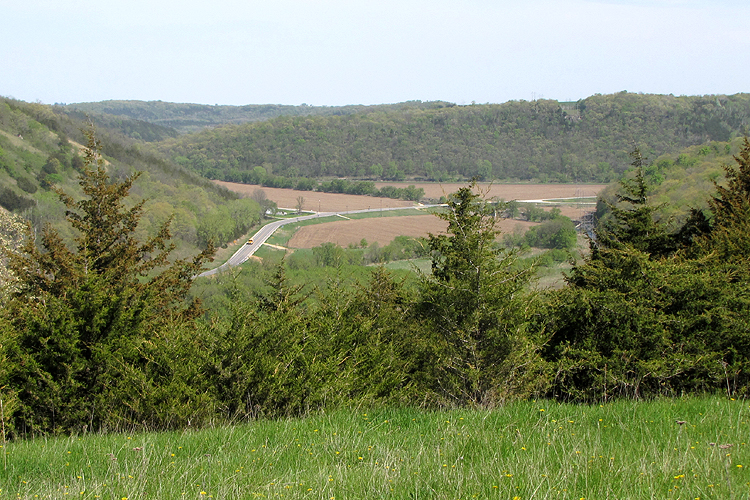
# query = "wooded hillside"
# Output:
<box><xmin>0</xmin><ymin>98</ymin><xmax>259</xmax><ymax>257</ymax></box>
<box><xmin>65</xmin><ymin>100</ymin><xmax>455</xmax><ymax>134</ymax></box>
<box><xmin>150</xmin><ymin>92</ymin><xmax>750</xmax><ymax>184</ymax></box>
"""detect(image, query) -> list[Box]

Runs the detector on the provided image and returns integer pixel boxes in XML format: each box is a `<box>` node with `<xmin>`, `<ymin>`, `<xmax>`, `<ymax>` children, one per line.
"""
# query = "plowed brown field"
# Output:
<box><xmin>374</xmin><ymin>182</ymin><xmax>606</xmax><ymax>202</ymax></box>
<box><xmin>215</xmin><ymin>181</ymin><xmax>606</xmax><ymax>213</ymax></box>
<box><xmin>214</xmin><ymin>181</ymin><xmax>415</xmax><ymax>212</ymax></box>
<box><xmin>287</xmin><ymin>215</ymin><xmax>539</xmax><ymax>249</ymax></box>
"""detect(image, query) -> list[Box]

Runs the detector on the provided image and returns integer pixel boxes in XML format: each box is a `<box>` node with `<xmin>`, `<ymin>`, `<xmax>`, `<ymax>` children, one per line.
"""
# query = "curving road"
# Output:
<box><xmin>197</xmin><ymin>204</ymin><xmax>439</xmax><ymax>277</ymax></box>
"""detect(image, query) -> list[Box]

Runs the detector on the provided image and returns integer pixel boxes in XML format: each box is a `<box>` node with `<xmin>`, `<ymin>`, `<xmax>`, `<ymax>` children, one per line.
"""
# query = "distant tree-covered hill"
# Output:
<box><xmin>149</xmin><ymin>92</ymin><xmax>750</xmax><ymax>185</ymax></box>
<box><xmin>64</xmin><ymin>100</ymin><xmax>456</xmax><ymax>135</ymax></box>
<box><xmin>60</xmin><ymin>107</ymin><xmax>180</xmax><ymax>142</ymax></box>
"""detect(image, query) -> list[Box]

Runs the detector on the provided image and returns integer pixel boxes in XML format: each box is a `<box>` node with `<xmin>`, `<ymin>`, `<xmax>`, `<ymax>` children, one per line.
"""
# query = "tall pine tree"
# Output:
<box><xmin>590</xmin><ymin>148</ymin><xmax>676</xmax><ymax>259</ymax></box>
<box><xmin>699</xmin><ymin>137</ymin><xmax>750</xmax><ymax>263</ymax></box>
<box><xmin>416</xmin><ymin>182</ymin><xmax>534</xmax><ymax>405</ymax></box>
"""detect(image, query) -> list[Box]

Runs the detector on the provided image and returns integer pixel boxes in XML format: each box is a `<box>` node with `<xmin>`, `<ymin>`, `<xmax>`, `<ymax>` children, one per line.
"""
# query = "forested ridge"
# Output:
<box><xmin>61</xmin><ymin>107</ymin><xmax>179</xmax><ymax>142</ymax></box>
<box><xmin>65</xmin><ymin>100</ymin><xmax>455</xmax><ymax>135</ymax></box>
<box><xmin>151</xmin><ymin>92</ymin><xmax>750</xmax><ymax>184</ymax></box>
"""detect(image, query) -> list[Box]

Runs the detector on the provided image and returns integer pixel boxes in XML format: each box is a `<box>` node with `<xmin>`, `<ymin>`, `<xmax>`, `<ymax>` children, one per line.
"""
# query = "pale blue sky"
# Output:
<box><xmin>2</xmin><ymin>0</ymin><xmax>748</xmax><ymax>106</ymax></box>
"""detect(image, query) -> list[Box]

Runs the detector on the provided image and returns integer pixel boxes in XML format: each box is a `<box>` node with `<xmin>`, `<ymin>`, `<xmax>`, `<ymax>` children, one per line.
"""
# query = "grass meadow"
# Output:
<box><xmin>1</xmin><ymin>397</ymin><xmax>748</xmax><ymax>499</ymax></box>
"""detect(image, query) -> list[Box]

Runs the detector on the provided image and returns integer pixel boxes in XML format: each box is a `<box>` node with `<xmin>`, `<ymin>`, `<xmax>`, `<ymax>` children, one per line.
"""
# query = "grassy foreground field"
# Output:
<box><xmin>1</xmin><ymin>397</ymin><xmax>748</xmax><ymax>499</ymax></box>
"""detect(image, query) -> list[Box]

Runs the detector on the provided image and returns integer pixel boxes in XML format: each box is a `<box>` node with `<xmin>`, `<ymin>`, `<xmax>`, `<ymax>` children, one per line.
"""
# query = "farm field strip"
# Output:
<box><xmin>287</xmin><ymin>215</ymin><xmax>538</xmax><ymax>249</ymax></box>
<box><xmin>373</xmin><ymin>181</ymin><xmax>608</xmax><ymax>202</ymax></box>
<box><xmin>214</xmin><ymin>181</ymin><xmax>416</xmax><ymax>212</ymax></box>
<box><xmin>259</xmin><ymin>209</ymin><xmax>431</xmax><ymax>249</ymax></box>
<box><xmin>215</xmin><ymin>181</ymin><xmax>608</xmax><ymax>213</ymax></box>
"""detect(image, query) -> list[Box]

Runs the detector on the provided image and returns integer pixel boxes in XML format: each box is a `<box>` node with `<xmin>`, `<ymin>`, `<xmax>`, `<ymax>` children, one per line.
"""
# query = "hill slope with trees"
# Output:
<box><xmin>149</xmin><ymin>92</ymin><xmax>750</xmax><ymax>185</ymax></box>
<box><xmin>592</xmin><ymin>135</ymin><xmax>747</xmax><ymax>230</ymax></box>
<box><xmin>0</xmin><ymin>98</ymin><xmax>260</xmax><ymax>258</ymax></box>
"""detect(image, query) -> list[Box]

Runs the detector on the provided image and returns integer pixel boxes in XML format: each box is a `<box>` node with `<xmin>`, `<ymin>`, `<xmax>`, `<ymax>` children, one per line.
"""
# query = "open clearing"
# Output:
<box><xmin>287</xmin><ymin>214</ymin><xmax>538</xmax><ymax>248</ymax></box>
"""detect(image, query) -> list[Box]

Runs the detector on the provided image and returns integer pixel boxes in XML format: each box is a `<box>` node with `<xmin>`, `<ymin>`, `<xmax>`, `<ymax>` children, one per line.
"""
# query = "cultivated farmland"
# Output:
<box><xmin>215</xmin><ymin>181</ymin><xmax>606</xmax><ymax>248</ymax></box>
<box><xmin>374</xmin><ymin>181</ymin><xmax>607</xmax><ymax>202</ymax></box>
<box><xmin>214</xmin><ymin>181</ymin><xmax>416</xmax><ymax>212</ymax></box>
<box><xmin>287</xmin><ymin>214</ymin><xmax>539</xmax><ymax>248</ymax></box>
<box><xmin>215</xmin><ymin>180</ymin><xmax>607</xmax><ymax>213</ymax></box>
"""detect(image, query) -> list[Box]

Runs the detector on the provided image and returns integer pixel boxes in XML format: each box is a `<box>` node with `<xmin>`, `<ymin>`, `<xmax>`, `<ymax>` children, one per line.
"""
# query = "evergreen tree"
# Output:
<box><xmin>699</xmin><ymin>137</ymin><xmax>750</xmax><ymax>263</ymax></box>
<box><xmin>416</xmin><ymin>182</ymin><xmax>533</xmax><ymax>405</ymax></box>
<box><xmin>541</xmin><ymin>143</ymin><xmax>750</xmax><ymax>401</ymax></box>
<box><xmin>590</xmin><ymin>148</ymin><xmax>676</xmax><ymax>259</ymax></box>
<box><xmin>2</xmin><ymin>128</ymin><xmax>214</xmax><ymax>434</ymax></box>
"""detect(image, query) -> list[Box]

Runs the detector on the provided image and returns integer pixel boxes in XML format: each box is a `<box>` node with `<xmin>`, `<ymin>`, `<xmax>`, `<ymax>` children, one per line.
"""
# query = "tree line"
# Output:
<box><xmin>1</xmin><ymin>134</ymin><xmax>748</xmax><ymax>437</ymax></box>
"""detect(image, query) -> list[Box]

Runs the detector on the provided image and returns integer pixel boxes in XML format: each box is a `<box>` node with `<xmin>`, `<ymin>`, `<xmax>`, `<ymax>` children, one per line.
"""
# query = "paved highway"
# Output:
<box><xmin>197</xmin><ymin>204</ymin><xmax>440</xmax><ymax>277</ymax></box>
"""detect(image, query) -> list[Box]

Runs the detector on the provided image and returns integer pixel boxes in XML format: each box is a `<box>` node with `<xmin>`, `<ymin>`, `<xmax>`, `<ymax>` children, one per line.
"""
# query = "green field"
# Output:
<box><xmin>2</xmin><ymin>397</ymin><xmax>748</xmax><ymax>499</ymax></box>
<box><xmin>383</xmin><ymin>258</ymin><xmax>432</xmax><ymax>274</ymax></box>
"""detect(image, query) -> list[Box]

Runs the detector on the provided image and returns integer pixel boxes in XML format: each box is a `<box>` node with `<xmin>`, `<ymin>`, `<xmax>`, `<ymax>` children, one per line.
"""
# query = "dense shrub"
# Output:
<box><xmin>15</xmin><ymin>176</ymin><xmax>37</xmax><ymax>194</ymax></box>
<box><xmin>0</xmin><ymin>187</ymin><xmax>35</xmax><ymax>212</ymax></box>
<box><xmin>538</xmin><ymin>143</ymin><xmax>750</xmax><ymax>401</ymax></box>
<box><xmin>523</xmin><ymin>216</ymin><xmax>577</xmax><ymax>249</ymax></box>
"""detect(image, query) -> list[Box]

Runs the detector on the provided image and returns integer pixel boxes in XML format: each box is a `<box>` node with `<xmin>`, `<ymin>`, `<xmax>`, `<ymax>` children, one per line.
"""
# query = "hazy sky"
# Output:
<box><xmin>2</xmin><ymin>0</ymin><xmax>748</xmax><ymax>106</ymax></box>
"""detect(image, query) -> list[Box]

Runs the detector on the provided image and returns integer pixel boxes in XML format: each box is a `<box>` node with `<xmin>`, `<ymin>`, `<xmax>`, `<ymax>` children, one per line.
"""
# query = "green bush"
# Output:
<box><xmin>539</xmin><ymin>144</ymin><xmax>750</xmax><ymax>401</ymax></box>
<box><xmin>0</xmin><ymin>187</ymin><xmax>35</xmax><ymax>212</ymax></box>
<box><xmin>524</xmin><ymin>216</ymin><xmax>577</xmax><ymax>249</ymax></box>
<box><xmin>15</xmin><ymin>175</ymin><xmax>37</xmax><ymax>194</ymax></box>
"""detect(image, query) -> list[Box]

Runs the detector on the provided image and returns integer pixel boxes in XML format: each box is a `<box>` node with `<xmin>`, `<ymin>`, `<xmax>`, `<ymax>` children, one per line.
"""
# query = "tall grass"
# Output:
<box><xmin>1</xmin><ymin>397</ymin><xmax>748</xmax><ymax>499</ymax></box>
